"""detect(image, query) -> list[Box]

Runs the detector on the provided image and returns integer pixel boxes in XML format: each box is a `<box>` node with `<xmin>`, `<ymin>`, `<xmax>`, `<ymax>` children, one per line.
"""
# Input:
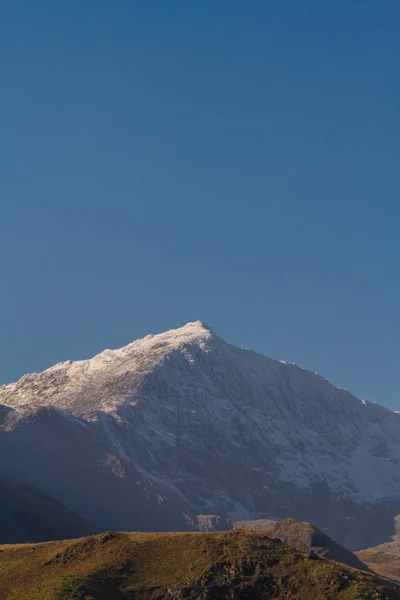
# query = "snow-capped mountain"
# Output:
<box><xmin>1</xmin><ymin>321</ymin><xmax>400</xmax><ymax>549</ymax></box>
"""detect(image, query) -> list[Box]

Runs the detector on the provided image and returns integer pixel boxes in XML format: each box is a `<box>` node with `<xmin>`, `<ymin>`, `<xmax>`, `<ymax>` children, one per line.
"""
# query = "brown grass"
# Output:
<box><xmin>0</xmin><ymin>529</ymin><xmax>399</xmax><ymax>599</ymax></box>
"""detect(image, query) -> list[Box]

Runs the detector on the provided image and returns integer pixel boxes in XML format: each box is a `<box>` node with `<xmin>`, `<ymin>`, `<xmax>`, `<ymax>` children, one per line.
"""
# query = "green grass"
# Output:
<box><xmin>0</xmin><ymin>529</ymin><xmax>398</xmax><ymax>599</ymax></box>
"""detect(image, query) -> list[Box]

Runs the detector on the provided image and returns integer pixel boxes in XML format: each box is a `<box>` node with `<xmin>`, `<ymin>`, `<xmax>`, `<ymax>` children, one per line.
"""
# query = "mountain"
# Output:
<box><xmin>1</xmin><ymin>529</ymin><xmax>398</xmax><ymax>600</ymax></box>
<box><xmin>0</xmin><ymin>479</ymin><xmax>93</xmax><ymax>544</ymax></box>
<box><xmin>236</xmin><ymin>518</ymin><xmax>370</xmax><ymax>572</ymax></box>
<box><xmin>357</xmin><ymin>544</ymin><xmax>400</xmax><ymax>583</ymax></box>
<box><xmin>1</xmin><ymin>321</ymin><xmax>400</xmax><ymax>548</ymax></box>
<box><xmin>356</xmin><ymin>516</ymin><xmax>400</xmax><ymax>582</ymax></box>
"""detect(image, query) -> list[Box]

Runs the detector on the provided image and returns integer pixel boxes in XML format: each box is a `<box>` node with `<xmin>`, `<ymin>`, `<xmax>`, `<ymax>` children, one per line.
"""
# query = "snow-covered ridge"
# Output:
<box><xmin>1</xmin><ymin>320</ymin><xmax>400</xmax><ymax>548</ymax></box>
<box><xmin>21</xmin><ymin>320</ymin><xmax>215</xmax><ymax>376</ymax></box>
<box><xmin>0</xmin><ymin>321</ymin><xmax>216</xmax><ymax>416</ymax></box>
<box><xmin>0</xmin><ymin>318</ymin><xmax>397</xmax><ymax>444</ymax></box>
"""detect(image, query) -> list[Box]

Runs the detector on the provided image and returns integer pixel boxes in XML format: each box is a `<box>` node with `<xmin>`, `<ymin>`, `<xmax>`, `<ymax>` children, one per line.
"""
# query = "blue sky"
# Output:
<box><xmin>1</xmin><ymin>1</ymin><xmax>400</xmax><ymax>408</ymax></box>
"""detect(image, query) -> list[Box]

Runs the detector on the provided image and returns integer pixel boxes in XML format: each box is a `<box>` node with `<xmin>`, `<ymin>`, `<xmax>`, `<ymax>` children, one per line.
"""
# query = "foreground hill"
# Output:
<box><xmin>2</xmin><ymin>321</ymin><xmax>400</xmax><ymax>548</ymax></box>
<box><xmin>0</xmin><ymin>529</ymin><xmax>398</xmax><ymax>600</ymax></box>
<box><xmin>0</xmin><ymin>480</ymin><xmax>92</xmax><ymax>544</ymax></box>
<box><xmin>236</xmin><ymin>518</ymin><xmax>370</xmax><ymax>572</ymax></box>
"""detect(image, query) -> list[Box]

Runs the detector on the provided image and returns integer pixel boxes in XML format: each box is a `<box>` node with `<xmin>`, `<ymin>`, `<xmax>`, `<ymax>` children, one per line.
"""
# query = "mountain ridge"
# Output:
<box><xmin>1</xmin><ymin>321</ymin><xmax>400</xmax><ymax>549</ymax></box>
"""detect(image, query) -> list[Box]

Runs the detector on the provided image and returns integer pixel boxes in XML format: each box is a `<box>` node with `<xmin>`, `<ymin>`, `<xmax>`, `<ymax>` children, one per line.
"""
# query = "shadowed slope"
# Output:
<box><xmin>0</xmin><ymin>480</ymin><xmax>93</xmax><ymax>544</ymax></box>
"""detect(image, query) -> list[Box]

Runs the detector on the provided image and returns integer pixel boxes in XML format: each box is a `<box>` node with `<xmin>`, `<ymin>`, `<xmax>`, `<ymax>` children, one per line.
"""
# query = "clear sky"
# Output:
<box><xmin>1</xmin><ymin>1</ymin><xmax>399</xmax><ymax>409</ymax></box>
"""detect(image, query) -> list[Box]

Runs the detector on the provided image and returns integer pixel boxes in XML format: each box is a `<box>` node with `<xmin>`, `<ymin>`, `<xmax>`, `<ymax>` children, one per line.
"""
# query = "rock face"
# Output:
<box><xmin>1</xmin><ymin>321</ymin><xmax>400</xmax><ymax>548</ymax></box>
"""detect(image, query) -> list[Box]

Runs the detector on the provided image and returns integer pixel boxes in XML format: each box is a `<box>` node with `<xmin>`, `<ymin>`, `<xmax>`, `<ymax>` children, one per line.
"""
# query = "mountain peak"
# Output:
<box><xmin>142</xmin><ymin>320</ymin><xmax>216</xmax><ymax>347</ymax></box>
<box><xmin>177</xmin><ymin>320</ymin><xmax>214</xmax><ymax>335</ymax></box>
<box><xmin>185</xmin><ymin>319</ymin><xmax>211</xmax><ymax>329</ymax></box>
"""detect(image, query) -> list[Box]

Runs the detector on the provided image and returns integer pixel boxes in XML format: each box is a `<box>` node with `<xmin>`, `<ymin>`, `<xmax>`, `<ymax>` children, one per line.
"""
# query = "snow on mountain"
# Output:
<box><xmin>1</xmin><ymin>320</ymin><xmax>400</xmax><ymax>549</ymax></box>
<box><xmin>0</xmin><ymin>321</ymin><xmax>215</xmax><ymax>418</ymax></box>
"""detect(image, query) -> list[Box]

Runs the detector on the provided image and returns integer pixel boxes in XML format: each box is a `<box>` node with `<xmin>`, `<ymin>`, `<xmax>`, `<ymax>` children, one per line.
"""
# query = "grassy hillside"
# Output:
<box><xmin>0</xmin><ymin>529</ymin><xmax>399</xmax><ymax>599</ymax></box>
<box><xmin>233</xmin><ymin>518</ymin><xmax>276</xmax><ymax>531</ymax></box>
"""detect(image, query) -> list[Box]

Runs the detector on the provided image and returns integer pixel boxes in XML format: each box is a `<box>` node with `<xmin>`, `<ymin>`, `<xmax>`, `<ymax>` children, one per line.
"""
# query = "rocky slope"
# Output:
<box><xmin>1</xmin><ymin>321</ymin><xmax>400</xmax><ymax>548</ymax></box>
<box><xmin>235</xmin><ymin>518</ymin><xmax>370</xmax><ymax>572</ymax></box>
<box><xmin>0</xmin><ymin>529</ymin><xmax>398</xmax><ymax>600</ymax></box>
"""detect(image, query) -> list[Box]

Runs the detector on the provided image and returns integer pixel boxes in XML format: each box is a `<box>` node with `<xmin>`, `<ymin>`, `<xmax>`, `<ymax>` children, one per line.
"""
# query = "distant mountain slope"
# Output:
<box><xmin>1</xmin><ymin>321</ymin><xmax>400</xmax><ymax>548</ymax></box>
<box><xmin>0</xmin><ymin>480</ymin><xmax>93</xmax><ymax>544</ymax></box>
<box><xmin>0</xmin><ymin>530</ymin><xmax>398</xmax><ymax>600</ymax></box>
<box><xmin>357</xmin><ymin>545</ymin><xmax>400</xmax><ymax>583</ymax></box>
<box><xmin>356</xmin><ymin>515</ymin><xmax>400</xmax><ymax>582</ymax></box>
